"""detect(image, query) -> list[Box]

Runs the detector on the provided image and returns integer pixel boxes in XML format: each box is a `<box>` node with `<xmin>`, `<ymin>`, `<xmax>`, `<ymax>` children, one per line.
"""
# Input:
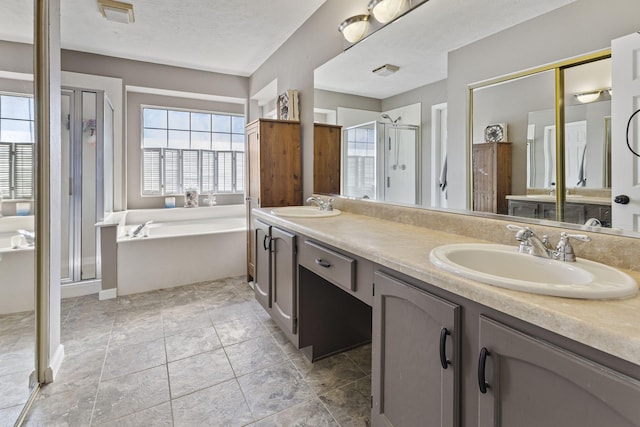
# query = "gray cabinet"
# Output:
<box><xmin>254</xmin><ymin>219</ymin><xmax>271</xmax><ymax>311</ymax></box>
<box><xmin>508</xmin><ymin>199</ymin><xmax>609</xmax><ymax>225</ymax></box>
<box><xmin>372</xmin><ymin>271</ymin><xmax>460</xmax><ymax>427</ymax></box>
<box><xmin>478</xmin><ymin>316</ymin><xmax>640</xmax><ymax>427</ymax></box>
<box><xmin>253</xmin><ymin>219</ymin><xmax>297</xmax><ymax>343</ymax></box>
<box><xmin>271</xmin><ymin>226</ymin><xmax>297</xmax><ymax>336</ymax></box>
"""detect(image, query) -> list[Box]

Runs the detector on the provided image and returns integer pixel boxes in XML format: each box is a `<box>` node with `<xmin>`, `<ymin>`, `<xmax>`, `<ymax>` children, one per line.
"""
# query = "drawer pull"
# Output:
<box><xmin>315</xmin><ymin>258</ymin><xmax>332</xmax><ymax>268</ymax></box>
<box><xmin>478</xmin><ymin>347</ymin><xmax>491</xmax><ymax>394</ymax></box>
<box><xmin>439</xmin><ymin>328</ymin><xmax>451</xmax><ymax>369</ymax></box>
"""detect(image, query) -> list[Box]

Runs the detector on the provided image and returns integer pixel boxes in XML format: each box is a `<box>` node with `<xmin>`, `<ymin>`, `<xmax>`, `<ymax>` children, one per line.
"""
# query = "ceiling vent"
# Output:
<box><xmin>98</xmin><ymin>0</ymin><xmax>135</xmax><ymax>24</ymax></box>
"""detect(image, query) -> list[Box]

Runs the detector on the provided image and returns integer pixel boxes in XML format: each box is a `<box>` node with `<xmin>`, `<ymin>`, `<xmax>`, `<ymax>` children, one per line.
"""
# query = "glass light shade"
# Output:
<box><xmin>575</xmin><ymin>90</ymin><xmax>601</xmax><ymax>104</ymax></box>
<box><xmin>368</xmin><ymin>0</ymin><xmax>406</xmax><ymax>24</ymax></box>
<box><xmin>339</xmin><ymin>14</ymin><xmax>370</xmax><ymax>43</ymax></box>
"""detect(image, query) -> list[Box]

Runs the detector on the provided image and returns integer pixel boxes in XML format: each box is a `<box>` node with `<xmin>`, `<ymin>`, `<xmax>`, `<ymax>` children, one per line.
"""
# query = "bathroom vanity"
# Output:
<box><xmin>252</xmin><ymin>207</ymin><xmax>640</xmax><ymax>427</ymax></box>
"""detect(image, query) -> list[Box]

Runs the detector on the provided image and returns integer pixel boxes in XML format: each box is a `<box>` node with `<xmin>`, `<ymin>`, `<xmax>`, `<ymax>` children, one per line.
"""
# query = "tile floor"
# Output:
<box><xmin>0</xmin><ymin>310</ymin><xmax>36</xmax><ymax>426</ymax></box>
<box><xmin>17</xmin><ymin>276</ymin><xmax>372</xmax><ymax>426</ymax></box>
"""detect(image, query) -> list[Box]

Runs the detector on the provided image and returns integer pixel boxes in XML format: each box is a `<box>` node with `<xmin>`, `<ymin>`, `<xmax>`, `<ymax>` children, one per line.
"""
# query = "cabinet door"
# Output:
<box><xmin>271</xmin><ymin>227</ymin><xmax>297</xmax><ymax>334</ymax></box>
<box><xmin>372</xmin><ymin>272</ymin><xmax>460</xmax><ymax>427</ymax></box>
<box><xmin>478</xmin><ymin>316</ymin><xmax>640</xmax><ymax>427</ymax></box>
<box><xmin>508</xmin><ymin>201</ymin><xmax>539</xmax><ymax>219</ymax></box>
<box><xmin>253</xmin><ymin>220</ymin><xmax>271</xmax><ymax>310</ymax></box>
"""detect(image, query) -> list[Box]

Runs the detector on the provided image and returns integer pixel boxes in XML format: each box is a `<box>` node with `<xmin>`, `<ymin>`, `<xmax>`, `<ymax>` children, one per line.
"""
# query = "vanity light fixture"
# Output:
<box><xmin>607</xmin><ymin>87</ymin><xmax>612</xmax><ymax>96</ymax></box>
<box><xmin>98</xmin><ymin>0</ymin><xmax>135</xmax><ymax>24</ymax></box>
<box><xmin>368</xmin><ymin>0</ymin><xmax>407</xmax><ymax>24</ymax></box>
<box><xmin>575</xmin><ymin>90</ymin><xmax>601</xmax><ymax>104</ymax></box>
<box><xmin>372</xmin><ymin>64</ymin><xmax>400</xmax><ymax>76</ymax></box>
<box><xmin>338</xmin><ymin>14</ymin><xmax>370</xmax><ymax>43</ymax></box>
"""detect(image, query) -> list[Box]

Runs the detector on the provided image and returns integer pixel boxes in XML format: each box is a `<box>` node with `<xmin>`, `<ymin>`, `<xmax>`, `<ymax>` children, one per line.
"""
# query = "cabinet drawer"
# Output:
<box><xmin>300</xmin><ymin>240</ymin><xmax>356</xmax><ymax>291</ymax></box>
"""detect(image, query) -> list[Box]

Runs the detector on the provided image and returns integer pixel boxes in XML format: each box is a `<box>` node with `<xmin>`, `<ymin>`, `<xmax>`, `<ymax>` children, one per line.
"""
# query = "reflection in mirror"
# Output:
<box><xmin>471</xmin><ymin>55</ymin><xmax>612</xmax><ymax>227</ymax></box>
<box><xmin>0</xmin><ymin>17</ymin><xmax>37</xmax><ymax>427</ymax></box>
<box><xmin>342</xmin><ymin>120</ymin><xmax>420</xmax><ymax>204</ymax></box>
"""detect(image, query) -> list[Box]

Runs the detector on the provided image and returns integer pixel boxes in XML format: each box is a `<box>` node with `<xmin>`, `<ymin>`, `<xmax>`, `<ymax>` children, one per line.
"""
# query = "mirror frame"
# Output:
<box><xmin>467</xmin><ymin>49</ymin><xmax>612</xmax><ymax>224</ymax></box>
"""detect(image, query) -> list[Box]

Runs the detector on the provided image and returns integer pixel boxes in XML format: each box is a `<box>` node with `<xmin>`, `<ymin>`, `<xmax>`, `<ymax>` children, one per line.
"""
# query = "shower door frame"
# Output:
<box><xmin>61</xmin><ymin>87</ymin><xmax>107</xmax><ymax>285</ymax></box>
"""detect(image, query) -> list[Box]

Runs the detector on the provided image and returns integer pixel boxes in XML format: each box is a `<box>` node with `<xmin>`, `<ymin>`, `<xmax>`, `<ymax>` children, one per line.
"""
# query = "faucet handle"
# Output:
<box><xmin>562</xmin><ymin>232</ymin><xmax>591</xmax><ymax>243</ymax></box>
<box><xmin>555</xmin><ymin>232</ymin><xmax>591</xmax><ymax>262</ymax></box>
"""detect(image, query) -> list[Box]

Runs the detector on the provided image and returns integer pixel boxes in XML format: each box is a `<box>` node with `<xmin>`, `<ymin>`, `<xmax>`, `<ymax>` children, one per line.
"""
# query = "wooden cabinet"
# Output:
<box><xmin>245</xmin><ymin>119</ymin><xmax>301</xmax><ymax>280</ymax></box>
<box><xmin>253</xmin><ymin>219</ymin><xmax>298</xmax><ymax>344</ymax></box>
<box><xmin>372</xmin><ymin>271</ymin><xmax>460</xmax><ymax>427</ymax></box>
<box><xmin>478</xmin><ymin>316</ymin><xmax>640</xmax><ymax>427</ymax></box>
<box><xmin>473</xmin><ymin>142</ymin><xmax>512</xmax><ymax>214</ymax></box>
<box><xmin>313</xmin><ymin>123</ymin><xmax>342</xmax><ymax>195</ymax></box>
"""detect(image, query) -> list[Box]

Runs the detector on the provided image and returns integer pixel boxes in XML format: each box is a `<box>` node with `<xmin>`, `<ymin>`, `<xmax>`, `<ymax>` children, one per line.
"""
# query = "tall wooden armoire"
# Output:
<box><xmin>472</xmin><ymin>142</ymin><xmax>512</xmax><ymax>214</ymax></box>
<box><xmin>245</xmin><ymin>118</ymin><xmax>301</xmax><ymax>280</ymax></box>
<box><xmin>313</xmin><ymin>123</ymin><xmax>342</xmax><ymax>195</ymax></box>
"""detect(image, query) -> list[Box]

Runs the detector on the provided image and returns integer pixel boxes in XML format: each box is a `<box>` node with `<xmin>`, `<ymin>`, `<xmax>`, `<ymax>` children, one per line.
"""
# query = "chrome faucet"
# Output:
<box><xmin>17</xmin><ymin>229</ymin><xmax>35</xmax><ymax>246</ymax></box>
<box><xmin>507</xmin><ymin>224</ymin><xmax>591</xmax><ymax>262</ymax></box>
<box><xmin>305</xmin><ymin>196</ymin><xmax>334</xmax><ymax>211</ymax></box>
<box><xmin>131</xmin><ymin>220</ymin><xmax>153</xmax><ymax>237</ymax></box>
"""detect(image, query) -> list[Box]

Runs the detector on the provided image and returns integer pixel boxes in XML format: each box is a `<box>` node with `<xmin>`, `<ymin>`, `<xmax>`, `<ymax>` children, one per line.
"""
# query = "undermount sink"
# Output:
<box><xmin>429</xmin><ymin>243</ymin><xmax>638</xmax><ymax>299</ymax></box>
<box><xmin>270</xmin><ymin>206</ymin><xmax>342</xmax><ymax>218</ymax></box>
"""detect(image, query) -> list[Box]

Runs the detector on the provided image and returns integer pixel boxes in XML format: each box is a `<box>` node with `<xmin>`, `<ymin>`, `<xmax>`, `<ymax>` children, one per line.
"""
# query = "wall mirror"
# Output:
<box><xmin>313</xmin><ymin>0</ymin><xmax>640</xmax><ymax>237</ymax></box>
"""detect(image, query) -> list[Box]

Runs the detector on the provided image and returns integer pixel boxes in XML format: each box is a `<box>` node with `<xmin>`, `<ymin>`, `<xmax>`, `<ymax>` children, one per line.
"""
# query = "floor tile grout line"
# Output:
<box><xmin>161</xmin><ymin>317</ymin><xmax>176</xmax><ymax>427</ymax></box>
<box><xmin>87</xmin><ymin>314</ymin><xmax>115</xmax><ymax>426</ymax></box>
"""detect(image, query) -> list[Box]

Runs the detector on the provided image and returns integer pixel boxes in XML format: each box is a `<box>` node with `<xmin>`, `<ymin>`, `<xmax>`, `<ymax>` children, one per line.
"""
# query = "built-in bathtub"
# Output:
<box><xmin>0</xmin><ymin>216</ymin><xmax>35</xmax><ymax>314</ymax></box>
<box><xmin>114</xmin><ymin>204</ymin><xmax>247</xmax><ymax>295</ymax></box>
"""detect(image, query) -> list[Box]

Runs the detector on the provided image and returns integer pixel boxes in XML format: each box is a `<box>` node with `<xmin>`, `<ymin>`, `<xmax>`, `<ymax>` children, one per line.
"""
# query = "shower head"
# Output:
<box><xmin>381</xmin><ymin>114</ymin><xmax>401</xmax><ymax>123</ymax></box>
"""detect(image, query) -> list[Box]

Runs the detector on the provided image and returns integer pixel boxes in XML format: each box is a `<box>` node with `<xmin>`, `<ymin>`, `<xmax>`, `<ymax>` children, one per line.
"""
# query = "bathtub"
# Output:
<box><xmin>0</xmin><ymin>216</ymin><xmax>35</xmax><ymax>314</ymax></box>
<box><xmin>115</xmin><ymin>204</ymin><xmax>247</xmax><ymax>295</ymax></box>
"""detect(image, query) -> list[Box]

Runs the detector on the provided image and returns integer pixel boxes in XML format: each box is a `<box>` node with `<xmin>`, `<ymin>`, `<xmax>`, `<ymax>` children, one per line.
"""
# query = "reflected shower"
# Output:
<box><xmin>381</xmin><ymin>113</ymin><xmax>401</xmax><ymax>123</ymax></box>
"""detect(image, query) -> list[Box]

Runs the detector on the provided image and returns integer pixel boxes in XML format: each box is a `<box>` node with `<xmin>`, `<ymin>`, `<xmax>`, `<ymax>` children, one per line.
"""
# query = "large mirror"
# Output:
<box><xmin>313</xmin><ymin>0</ymin><xmax>640</xmax><ymax>236</ymax></box>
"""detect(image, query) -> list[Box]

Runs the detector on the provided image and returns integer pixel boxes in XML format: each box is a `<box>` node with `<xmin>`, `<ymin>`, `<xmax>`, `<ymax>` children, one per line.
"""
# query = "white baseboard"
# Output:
<box><xmin>45</xmin><ymin>344</ymin><xmax>65</xmax><ymax>383</ymax></box>
<box><xmin>60</xmin><ymin>280</ymin><xmax>101</xmax><ymax>299</ymax></box>
<box><xmin>99</xmin><ymin>288</ymin><xmax>117</xmax><ymax>300</ymax></box>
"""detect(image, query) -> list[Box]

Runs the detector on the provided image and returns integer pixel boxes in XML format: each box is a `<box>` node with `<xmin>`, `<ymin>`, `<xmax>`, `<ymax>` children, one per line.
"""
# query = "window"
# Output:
<box><xmin>141</xmin><ymin>107</ymin><xmax>245</xmax><ymax>196</ymax></box>
<box><xmin>0</xmin><ymin>94</ymin><xmax>35</xmax><ymax>199</ymax></box>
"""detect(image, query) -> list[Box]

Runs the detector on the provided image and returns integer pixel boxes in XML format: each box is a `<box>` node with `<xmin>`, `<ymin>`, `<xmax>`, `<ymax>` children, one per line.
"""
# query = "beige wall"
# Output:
<box><xmin>60</xmin><ymin>50</ymin><xmax>250</xmax><ymax>210</ymax></box>
<box><xmin>126</xmin><ymin>91</ymin><xmax>244</xmax><ymax>209</ymax></box>
<box><xmin>447</xmin><ymin>0</ymin><xmax>640</xmax><ymax>210</ymax></box>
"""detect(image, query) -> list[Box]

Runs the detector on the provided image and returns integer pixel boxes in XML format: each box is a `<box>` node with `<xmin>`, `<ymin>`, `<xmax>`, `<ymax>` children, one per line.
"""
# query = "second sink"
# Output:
<box><xmin>270</xmin><ymin>206</ymin><xmax>342</xmax><ymax>218</ymax></box>
<box><xmin>430</xmin><ymin>243</ymin><xmax>638</xmax><ymax>299</ymax></box>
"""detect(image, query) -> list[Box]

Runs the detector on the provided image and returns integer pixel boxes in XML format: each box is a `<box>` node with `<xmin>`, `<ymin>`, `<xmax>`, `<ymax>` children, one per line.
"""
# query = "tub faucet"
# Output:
<box><xmin>305</xmin><ymin>196</ymin><xmax>333</xmax><ymax>211</ymax></box>
<box><xmin>17</xmin><ymin>229</ymin><xmax>35</xmax><ymax>246</ymax></box>
<box><xmin>507</xmin><ymin>224</ymin><xmax>591</xmax><ymax>262</ymax></box>
<box><xmin>131</xmin><ymin>221</ymin><xmax>153</xmax><ymax>237</ymax></box>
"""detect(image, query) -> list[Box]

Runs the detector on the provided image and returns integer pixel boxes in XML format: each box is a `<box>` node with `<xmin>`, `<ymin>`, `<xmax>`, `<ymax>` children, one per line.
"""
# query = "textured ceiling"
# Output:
<box><xmin>0</xmin><ymin>0</ymin><xmax>326</xmax><ymax>76</ymax></box>
<box><xmin>315</xmin><ymin>0</ymin><xmax>577</xmax><ymax>99</ymax></box>
<box><xmin>0</xmin><ymin>0</ymin><xmax>584</xmax><ymax>96</ymax></box>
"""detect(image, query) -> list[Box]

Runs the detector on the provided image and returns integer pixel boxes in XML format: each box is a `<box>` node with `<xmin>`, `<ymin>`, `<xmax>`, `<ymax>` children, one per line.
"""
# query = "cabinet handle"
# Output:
<box><xmin>478</xmin><ymin>347</ymin><xmax>490</xmax><ymax>394</ymax></box>
<box><xmin>263</xmin><ymin>235</ymin><xmax>272</xmax><ymax>251</ymax></box>
<box><xmin>315</xmin><ymin>258</ymin><xmax>331</xmax><ymax>268</ymax></box>
<box><xmin>439</xmin><ymin>328</ymin><xmax>451</xmax><ymax>369</ymax></box>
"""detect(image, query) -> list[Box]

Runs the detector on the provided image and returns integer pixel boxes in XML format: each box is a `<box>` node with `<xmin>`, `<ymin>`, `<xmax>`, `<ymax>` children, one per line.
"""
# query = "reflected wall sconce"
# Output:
<box><xmin>98</xmin><ymin>0</ymin><xmax>135</xmax><ymax>24</ymax></box>
<box><xmin>575</xmin><ymin>90</ymin><xmax>601</xmax><ymax>104</ymax></box>
<box><xmin>368</xmin><ymin>0</ymin><xmax>407</xmax><ymax>24</ymax></box>
<box><xmin>338</xmin><ymin>14</ymin><xmax>370</xmax><ymax>43</ymax></box>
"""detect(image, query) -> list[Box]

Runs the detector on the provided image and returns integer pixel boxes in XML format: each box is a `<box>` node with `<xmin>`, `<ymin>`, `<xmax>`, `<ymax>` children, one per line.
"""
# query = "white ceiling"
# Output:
<box><xmin>315</xmin><ymin>0</ymin><xmax>577</xmax><ymax>99</ymax></box>
<box><xmin>0</xmin><ymin>0</ymin><xmax>589</xmax><ymax>98</ymax></box>
<box><xmin>0</xmin><ymin>0</ymin><xmax>326</xmax><ymax>77</ymax></box>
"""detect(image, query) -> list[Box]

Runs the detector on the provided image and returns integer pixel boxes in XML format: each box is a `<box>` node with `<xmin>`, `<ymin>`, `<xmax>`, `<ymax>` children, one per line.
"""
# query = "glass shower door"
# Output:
<box><xmin>61</xmin><ymin>89</ymin><xmax>109</xmax><ymax>284</ymax></box>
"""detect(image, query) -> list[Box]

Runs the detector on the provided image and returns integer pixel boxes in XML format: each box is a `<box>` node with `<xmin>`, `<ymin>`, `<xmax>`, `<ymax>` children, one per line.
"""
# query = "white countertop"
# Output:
<box><xmin>254</xmin><ymin>208</ymin><xmax>640</xmax><ymax>366</ymax></box>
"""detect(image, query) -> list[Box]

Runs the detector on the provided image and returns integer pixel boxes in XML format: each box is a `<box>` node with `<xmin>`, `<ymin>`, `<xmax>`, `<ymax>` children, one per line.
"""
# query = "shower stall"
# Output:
<box><xmin>60</xmin><ymin>88</ymin><xmax>114</xmax><ymax>286</ymax></box>
<box><xmin>342</xmin><ymin>120</ymin><xmax>420</xmax><ymax>204</ymax></box>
